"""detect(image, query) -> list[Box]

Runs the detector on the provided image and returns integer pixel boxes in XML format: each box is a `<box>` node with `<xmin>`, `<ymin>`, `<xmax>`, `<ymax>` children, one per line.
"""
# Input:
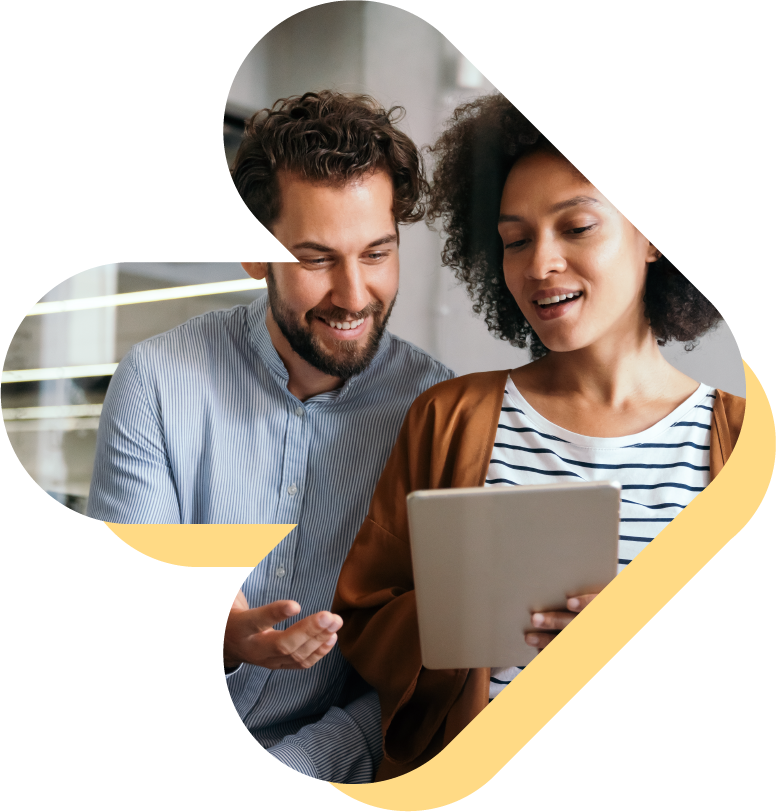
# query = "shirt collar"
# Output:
<box><xmin>246</xmin><ymin>290</ymin><xmax>392</xmax><ymax>405</ymax></box>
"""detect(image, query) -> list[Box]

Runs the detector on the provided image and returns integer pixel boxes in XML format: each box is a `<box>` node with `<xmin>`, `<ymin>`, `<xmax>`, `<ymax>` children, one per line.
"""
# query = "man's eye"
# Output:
<box><xmin>568</xmin><ymin>225</ymin><xmax>594</xmax><ymax>235</ymax></box>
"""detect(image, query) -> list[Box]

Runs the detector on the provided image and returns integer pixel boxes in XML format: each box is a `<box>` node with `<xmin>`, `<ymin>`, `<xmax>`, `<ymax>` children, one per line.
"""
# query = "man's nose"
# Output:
<box><xmin>330</xmin><ymin>259</ymin><xmax>370</xmax><ymax>314</ymax></box>
<box><xmin>526</xmin><ymin>235</ymin><xmax>566</xmax><ymax>279</ymax></box>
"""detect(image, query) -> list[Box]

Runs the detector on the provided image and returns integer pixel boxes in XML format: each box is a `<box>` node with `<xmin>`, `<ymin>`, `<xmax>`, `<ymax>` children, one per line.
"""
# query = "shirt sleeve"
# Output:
<box><xmin>266</xmin><ymin>689</ymin><xmax>382</xmax><ymax>783</ymax></box>
<box><xmin>87</xmin><ymin>348</ymin><xmax>182</xmax><ymax>523</ymax></box>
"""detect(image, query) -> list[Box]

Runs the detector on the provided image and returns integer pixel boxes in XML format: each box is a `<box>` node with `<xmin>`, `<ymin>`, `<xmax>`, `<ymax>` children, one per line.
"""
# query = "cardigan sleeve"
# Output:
<box><xmin>710</xmin><ymin>389</ymin><xmax>746</xmax><ymax>478</ymax></box>
<box><xmin>332</xmin><ymin>393</ymin><xmax>470</xmax><ymax>768</ymax></box>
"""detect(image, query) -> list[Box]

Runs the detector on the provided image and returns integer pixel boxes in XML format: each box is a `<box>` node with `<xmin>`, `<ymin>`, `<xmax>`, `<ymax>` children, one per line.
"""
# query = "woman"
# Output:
<box><xmin>332</xmin><ymin>95</ymin><xmax>744</xmax><ymax>780</ymax></box>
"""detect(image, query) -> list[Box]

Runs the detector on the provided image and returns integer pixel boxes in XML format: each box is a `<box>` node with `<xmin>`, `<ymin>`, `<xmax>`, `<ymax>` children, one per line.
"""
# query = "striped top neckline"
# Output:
<box><xmin>504</xmin><ymin>375</ymin><xmax>714</xmax><ymax>450</ymax></box>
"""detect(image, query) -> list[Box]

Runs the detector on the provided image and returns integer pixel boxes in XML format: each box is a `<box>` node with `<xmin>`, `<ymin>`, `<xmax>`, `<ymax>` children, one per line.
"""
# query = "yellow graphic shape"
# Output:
<box><xmin>107</xmin><ymin>523</ymin><xmax>295</xmax><ymax>566</ymax></box>
<box><xmin>335</xmin><ymin>361</ymin><xmax>774</xmax><ymax>810</ymax></box>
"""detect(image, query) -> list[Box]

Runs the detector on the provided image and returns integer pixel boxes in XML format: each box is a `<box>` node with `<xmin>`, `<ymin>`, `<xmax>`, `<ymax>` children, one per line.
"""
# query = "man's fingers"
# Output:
<box><xmin>232</xmin><ymin>589</ymin><xmax>250</xmax><ymax>612</ymax></box>
<box><xmin>531</xmin><ymin>611</ymin><xmax>575</xmax><ymax>631</ymax></box>
<box><xmin>273</xmin><ymin>611</ymin><xmax>342</xmax><ymax>656</ymax></box>
<box><xmin>263</xmin><ymin>631</ymin><xmax>339</xmax><ymax>670</ymax></box>
<box><xmin>295</xmin><ymin>634</ymin><xmax>338</xmax><ymax>669</ymax></box>
<box><xmin>284</xmin><ymin>628</ymin><xmax>340</xmax><ymax>665</ymax></box>
<box><xmin>567</xmin><ymin>593</ymin><xmax>598</xmax><ymax>612</ymax></box>
<box><xmin>241</xmin><ymin>600</ymin><xmax>301</xmax><ymax>633</ymax></box>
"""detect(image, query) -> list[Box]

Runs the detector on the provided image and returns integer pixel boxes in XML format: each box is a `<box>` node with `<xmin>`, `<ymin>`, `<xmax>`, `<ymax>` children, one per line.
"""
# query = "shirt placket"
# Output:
<box><xmin>263</xmin><ymin>400</ymin><xmax>310</xmax><ymax>607</ymax></box>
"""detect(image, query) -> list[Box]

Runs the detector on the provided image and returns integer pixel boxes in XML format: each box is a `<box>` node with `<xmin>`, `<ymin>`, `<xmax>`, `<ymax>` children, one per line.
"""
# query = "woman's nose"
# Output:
<box><xmin>526</xmin><ymin>236</ymin><xmax>566</xmax><ymax>279</ymax></box>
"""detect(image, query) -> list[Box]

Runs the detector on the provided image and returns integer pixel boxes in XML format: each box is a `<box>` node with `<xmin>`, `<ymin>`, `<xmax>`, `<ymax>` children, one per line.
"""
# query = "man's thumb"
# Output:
<box><xmin>244</xmin><ymin>600</ymin><xmax>301</xmax><ymax>632</ymax></box>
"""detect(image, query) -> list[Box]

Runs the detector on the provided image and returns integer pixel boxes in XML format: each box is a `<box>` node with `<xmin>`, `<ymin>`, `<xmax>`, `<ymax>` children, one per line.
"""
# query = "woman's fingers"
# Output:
<box><xmin>526</xmin><ymin>592</ymin><xmax>601</xmax><ymax>651</ymax></box>
<box><xmin>531</xmin><ymin>611</ymin><xmax>575</xmax><ymax>630</ymax></box>
<box><xmin>567</xmin><ymin>593</ymin><xmax>598</xmax><ymax>612</ymax></box>
<box><xmin>525</xmin><ymin>631</ymin><xmax>555</xmax><ymax>649</ymax></box>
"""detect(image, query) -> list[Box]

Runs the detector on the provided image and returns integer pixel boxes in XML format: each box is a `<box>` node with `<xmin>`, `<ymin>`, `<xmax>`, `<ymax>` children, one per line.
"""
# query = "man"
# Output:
<box><xmin>87</xmin><ymin>91</ymin><xmax>453</xmax><ymax>782</ymax></box>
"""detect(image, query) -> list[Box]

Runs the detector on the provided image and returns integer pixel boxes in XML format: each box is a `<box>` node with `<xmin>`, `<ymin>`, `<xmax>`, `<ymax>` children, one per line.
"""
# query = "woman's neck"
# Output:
<box><xmin>511</xmin><ymin>330</ymin><xmax>700</xmax><ymax>437</ymax></box>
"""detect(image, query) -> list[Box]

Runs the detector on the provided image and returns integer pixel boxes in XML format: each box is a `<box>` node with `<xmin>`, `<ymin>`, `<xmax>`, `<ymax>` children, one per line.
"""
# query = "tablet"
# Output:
<box><xmin>407</xmin><ymin>481</ymin><xmax>621</xmax><ymax>669</ymax></box>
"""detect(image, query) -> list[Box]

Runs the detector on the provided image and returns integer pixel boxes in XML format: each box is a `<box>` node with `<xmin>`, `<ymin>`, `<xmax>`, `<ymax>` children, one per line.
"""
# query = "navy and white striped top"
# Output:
<box><xmin>87</xmin><ymin>291</ymin><xmax>454</xmax><ymax>781</ymax></box>
<box><xmin>487</xmin><ymin>376</ymin><xmax>714</xmax><ymax>698</ymax></box>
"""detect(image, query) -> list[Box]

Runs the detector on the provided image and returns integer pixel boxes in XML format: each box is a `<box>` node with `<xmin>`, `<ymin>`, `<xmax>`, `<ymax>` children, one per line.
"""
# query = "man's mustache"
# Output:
<box><xmin>308</xmin><ymin>301</ymin><xmax>384</xmax><ymax>323</ymax></box>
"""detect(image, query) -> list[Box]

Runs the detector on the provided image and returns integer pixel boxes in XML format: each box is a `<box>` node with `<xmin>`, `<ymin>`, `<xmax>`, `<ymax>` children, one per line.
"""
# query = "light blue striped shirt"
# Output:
<box><xmin>87</xmin><ymin>291</ymin><xmax>453</xmax><ymax>781</ymax></box>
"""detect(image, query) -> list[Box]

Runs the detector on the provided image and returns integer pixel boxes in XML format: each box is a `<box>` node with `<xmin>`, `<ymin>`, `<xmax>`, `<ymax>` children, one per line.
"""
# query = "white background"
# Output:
<box><xmin>1</xmin><ymin>1</ymin><xmax>774</xmax><ymax>809</ymax></box>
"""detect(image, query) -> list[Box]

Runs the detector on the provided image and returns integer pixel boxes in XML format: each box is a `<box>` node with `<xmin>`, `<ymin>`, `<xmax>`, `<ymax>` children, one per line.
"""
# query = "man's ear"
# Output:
<box><xmin>242</xmin><ymin>262</ymin><xmax>269</xmax><ymax>281</ymax></box>
<box><xmin>646</xmin><ymin>243</ymin><xmax>662</xmax><ymax>264</ymax></box>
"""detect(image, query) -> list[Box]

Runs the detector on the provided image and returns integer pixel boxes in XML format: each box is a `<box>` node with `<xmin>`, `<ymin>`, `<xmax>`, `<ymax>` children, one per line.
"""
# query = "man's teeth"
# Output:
<box><xmin>326</xmin><ymin>317</ymin><xmax>366</xmax><ymax>331</ymax></box>
<box><xmin>536</xmin><ymin>292</ymin><xmax>583</xmax><ymax>306</ymax></box>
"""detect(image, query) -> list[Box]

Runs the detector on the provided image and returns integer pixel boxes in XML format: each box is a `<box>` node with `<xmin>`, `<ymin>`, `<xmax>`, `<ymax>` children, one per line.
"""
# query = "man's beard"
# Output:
<box><xmin>266</xmin><ymin>268</ymin><xmax>396</xmax><ymax>379</ymax></box>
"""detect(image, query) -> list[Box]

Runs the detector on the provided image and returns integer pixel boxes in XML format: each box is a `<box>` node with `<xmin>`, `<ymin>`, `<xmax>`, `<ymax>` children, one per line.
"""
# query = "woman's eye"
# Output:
<box><xmin>504</xmin><ymin>239</ymin><xmax>528</xmax><ymax>250</ymax></box>
<box><xmin>567</xmin><ymin>225</ymin><xmax>594</xmax><ymax>235</ymax></box>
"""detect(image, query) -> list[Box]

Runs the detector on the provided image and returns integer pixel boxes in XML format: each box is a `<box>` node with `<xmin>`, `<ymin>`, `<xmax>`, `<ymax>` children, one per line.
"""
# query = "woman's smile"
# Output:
<box><xmin>498</xmin><ymin>151</ymin><xmax>659</xmax><ymax>354</ymax></box>
<box><xmin>531</xmin><ymin>288</ymin><xmax>584</xmax><ymax>320</ymax></box>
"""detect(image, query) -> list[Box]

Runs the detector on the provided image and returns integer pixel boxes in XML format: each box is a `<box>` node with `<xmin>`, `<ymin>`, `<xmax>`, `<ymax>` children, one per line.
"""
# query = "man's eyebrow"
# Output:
<box><xmin>290</xmin><ymin>233</ymin><xmax>397</xmax><ymax>253</ymax></box>
<box><xmin>498</xmin><ymin>196</ymin><xmax>603</xmax><ymax>223</ymax></box>
<box><xmin>366</xmin><ymin>233</ymin><xmax>398</xmax><ymax>248</ymax></box>
<box><xmin>292</xmin><ymin>241</ymin><xmax>335</xmax><ymax>252</ymax></box>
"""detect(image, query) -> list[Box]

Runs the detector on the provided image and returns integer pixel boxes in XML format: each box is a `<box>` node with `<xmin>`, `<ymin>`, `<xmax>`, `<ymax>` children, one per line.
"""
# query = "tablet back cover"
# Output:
<box><xmin>407</xmin><ymin>482</ymin><xmax>620</xmax><ymax>669</ymax></box>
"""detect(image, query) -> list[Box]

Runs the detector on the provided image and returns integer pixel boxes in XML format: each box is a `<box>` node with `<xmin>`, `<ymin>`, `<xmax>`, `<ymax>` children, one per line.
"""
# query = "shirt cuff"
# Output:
<box><xmin>267</xmin><ymin>741</ymin><xmax>318</xmax><ymax>779</ymax></box>
<box><xmin>263</xmin><ymin>691</ymin><xmax>382</xmax><ymax>783</ymax></box>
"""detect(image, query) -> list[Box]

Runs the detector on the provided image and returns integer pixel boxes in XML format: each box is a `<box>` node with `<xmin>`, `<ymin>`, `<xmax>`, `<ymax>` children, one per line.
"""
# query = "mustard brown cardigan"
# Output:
<box><xmin>332</xmin><ymin>370</ymin><xmax>745</xmax><ymax>780</ymax></box>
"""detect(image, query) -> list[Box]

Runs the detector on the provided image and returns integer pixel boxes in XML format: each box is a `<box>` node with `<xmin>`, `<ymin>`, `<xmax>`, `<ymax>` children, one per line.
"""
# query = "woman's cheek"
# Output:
<box><xmin>502</xmin><ymin>265</ymin><xmax>521</xmax><ymax>303</ymax></box>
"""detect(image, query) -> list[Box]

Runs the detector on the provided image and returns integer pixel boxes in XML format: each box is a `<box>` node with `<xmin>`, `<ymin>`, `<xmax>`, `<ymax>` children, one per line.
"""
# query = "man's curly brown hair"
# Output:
<box><xmin>231</xmin><ymin>90</ymin><xmax>428</xmax><ymax>229</ymax></box>
<box><xmin>427</xmin><ymin>94</ymin><xmax>721</xmax><ymax>359</ymax></box>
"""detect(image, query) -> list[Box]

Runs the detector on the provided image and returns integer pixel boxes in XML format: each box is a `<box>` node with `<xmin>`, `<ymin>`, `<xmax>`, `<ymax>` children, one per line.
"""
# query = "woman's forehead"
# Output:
<box><xmin>501</xmin><ymin>152</ymin><xmax>610</xmax><ymax>214</ymax></box>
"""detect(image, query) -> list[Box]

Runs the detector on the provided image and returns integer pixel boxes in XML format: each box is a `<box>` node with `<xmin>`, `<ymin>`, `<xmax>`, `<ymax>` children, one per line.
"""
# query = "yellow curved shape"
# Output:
<box><xmin>334</xmin><ymin>361</ymin><xmax>774</xmax><ymax>810</ymax></box>
<box><xmin>107</xmin><ymin>523</ymin><xmax>296</xmax><ymax>566</ymax></box>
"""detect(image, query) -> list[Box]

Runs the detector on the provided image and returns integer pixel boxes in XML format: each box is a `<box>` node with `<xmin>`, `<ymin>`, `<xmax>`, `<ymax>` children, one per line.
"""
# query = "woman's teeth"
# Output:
<box><xmin>536</xmin><ymin>292</ymin><xmax>583</xmax><ymax>307</ymax></box>
<box><xmin>326</xmin><ymin>317</ymin><xmax>365</xmax><ymax>331</ymax></box>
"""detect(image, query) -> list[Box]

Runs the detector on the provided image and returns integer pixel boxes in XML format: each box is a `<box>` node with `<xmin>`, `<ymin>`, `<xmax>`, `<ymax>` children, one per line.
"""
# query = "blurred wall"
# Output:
<box><xmin>225</xmin><ymin>1</ymin><xmax>745</xmax><ymax>397</ymax></box>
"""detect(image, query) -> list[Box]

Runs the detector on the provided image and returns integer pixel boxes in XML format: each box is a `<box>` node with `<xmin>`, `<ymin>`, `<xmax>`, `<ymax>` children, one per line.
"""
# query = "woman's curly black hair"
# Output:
<box><xmin>427</xmin><ymin>94</ymin><xmax>721</xmax><ymax>359</ymax></box>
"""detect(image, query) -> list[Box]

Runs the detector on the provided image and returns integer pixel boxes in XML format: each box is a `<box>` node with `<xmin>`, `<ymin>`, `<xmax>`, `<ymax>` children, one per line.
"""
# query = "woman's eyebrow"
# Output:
<box><xmin>499</xmin><ymin>196</ymin><xmax>603</xmax><ymax>223</ymax></box>
<box><xmin>549</xmin><ymin>195</ymin><xmax>602</xmax><ymax>213</ymax></box>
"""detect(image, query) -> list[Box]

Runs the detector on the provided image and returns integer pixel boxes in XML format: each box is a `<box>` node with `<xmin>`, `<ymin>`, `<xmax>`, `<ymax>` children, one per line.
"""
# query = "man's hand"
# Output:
<box><xmin>524</xmin><ymin>593</ymin><xmax>598</xmax><ymax>651</ymax></box>
<box><xmin>224</xmin><ymin>590</ymin><xmax>342</xmax><ymax>671</ymax></box>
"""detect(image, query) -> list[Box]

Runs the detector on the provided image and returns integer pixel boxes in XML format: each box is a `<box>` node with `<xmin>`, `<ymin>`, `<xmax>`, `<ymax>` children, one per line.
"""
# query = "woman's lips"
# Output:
<box><xmin>532</xmin><ymin>293</ymin><xmax>582</xmax><ymax>321</ymax></box>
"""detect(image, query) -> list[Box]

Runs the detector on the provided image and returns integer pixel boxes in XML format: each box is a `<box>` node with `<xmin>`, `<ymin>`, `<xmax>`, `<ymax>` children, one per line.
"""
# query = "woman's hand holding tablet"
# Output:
<box><xmin>526</xmin><ymin>593</ymin><xmax>598</xmax><ymax>650</ymax></box>
<box><xmin>406</xmin><ymin>482</ymin><xmax>620</xmax><ymax>669</ymax></box>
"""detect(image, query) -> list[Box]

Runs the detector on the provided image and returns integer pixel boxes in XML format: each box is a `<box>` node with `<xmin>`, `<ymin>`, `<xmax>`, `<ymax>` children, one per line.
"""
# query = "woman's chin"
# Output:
<box><xmin>532</xmin><ymin>330</ymin><xmax>590</xmax><ymax>356</ymax></box>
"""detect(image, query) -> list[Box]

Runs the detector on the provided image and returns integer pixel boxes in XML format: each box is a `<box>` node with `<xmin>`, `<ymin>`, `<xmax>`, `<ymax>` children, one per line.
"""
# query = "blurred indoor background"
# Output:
<box><xmin>2</xmin><ymin>264</ymin><xmax>264</xmax><ymax>512</ymax></box>
<box><xmin>1</xmin><ymin>2</ymin><xmax>745</xmax><ymax>514</ymax></box>
<box><xmin>225</xmin><ymin>2</ymin><xmax>745</xmax><ymax>391</ymax></box>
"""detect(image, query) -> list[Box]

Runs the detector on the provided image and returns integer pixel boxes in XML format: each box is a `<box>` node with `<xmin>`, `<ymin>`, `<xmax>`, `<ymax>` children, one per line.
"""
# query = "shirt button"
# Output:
<box><xmin>295</xmin><ymin>406</ymin><xmax>304</xmax><ymax>417</ymax></box>
<box><xmin>287</xmin><ymin>483</ymin><xmax>298</xmax><ymax>496</ymax></box>
<box><xmin>275</xmin><ymin>565</ymin><xmax>286</xmax><ymax>578</ymax></box>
